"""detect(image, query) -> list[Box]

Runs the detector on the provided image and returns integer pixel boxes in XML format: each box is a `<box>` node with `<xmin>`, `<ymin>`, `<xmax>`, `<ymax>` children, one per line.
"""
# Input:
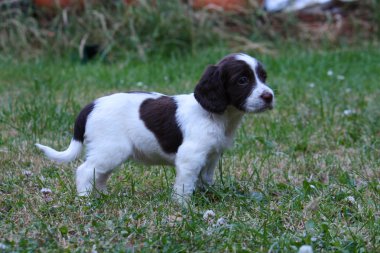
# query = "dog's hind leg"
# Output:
<box><xmin>76</xmin><ymin>163</ymin><xmax>112</xmax><ymax>196</ymax></box>
<box><xmin>76</xmin><ymin>161</ymin><xmax>97</xmax><ymax>196</ymax></box>
<box><xmin>76</xmin><ymin>142</ymin><xmax>132</xmax><ymax>196</ymax></box>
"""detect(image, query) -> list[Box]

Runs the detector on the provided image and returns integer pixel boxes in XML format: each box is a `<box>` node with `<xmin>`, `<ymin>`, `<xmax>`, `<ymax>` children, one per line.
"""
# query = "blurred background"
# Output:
<box><xmin>1</xmin><ymin>0</ymin><xmax>378</xmax><ymax>61</ymax></box>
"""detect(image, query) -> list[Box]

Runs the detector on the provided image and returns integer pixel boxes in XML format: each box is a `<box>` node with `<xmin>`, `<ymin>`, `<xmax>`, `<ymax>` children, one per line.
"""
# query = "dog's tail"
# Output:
<box><xmin>36</xmin><ymin>102</ymin><xmax>95</xmax><ymax>163</ymax></box>
<box><xmin>35</xmin><ymin>140</ymin><xmax>83</xmax><ymax>163</ymax></box>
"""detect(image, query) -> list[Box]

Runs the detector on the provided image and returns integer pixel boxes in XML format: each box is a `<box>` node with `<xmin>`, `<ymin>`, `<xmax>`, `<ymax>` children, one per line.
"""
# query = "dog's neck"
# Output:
<box><xmin>210</xmin><ymin>106</ymin><xmax>244</xmax><ymax>140</ymax></box>
<box><xmin>224</xmin><ymin>106</ymin><xmax>245</xmax><ymax>137</ymax></box>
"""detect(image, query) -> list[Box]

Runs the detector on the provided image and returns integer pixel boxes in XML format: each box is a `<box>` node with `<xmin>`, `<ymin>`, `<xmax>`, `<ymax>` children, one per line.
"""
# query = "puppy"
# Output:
<box><xmin>36</xmin><ymin>53</ymin><xmax>274</xmax><ymax>202</ymax></box>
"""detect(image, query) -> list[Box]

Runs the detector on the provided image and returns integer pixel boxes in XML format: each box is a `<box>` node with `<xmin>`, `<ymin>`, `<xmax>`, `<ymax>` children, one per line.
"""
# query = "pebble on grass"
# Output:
<box><xmin>22</xmin><ymin>170</ymin><xmax>33</xmax><ymax>177</ymax></box>
<box><xmin>91</xmin><ymin>244</ymin><xmax>98</xmax><ymax>253</ymax></box>
<box><xmin>203</xmin><ymin>210</ymin><xmax>215</xmax><ymax>221</ymax></box>
<box><xmin>298</xmin><ymin>245</ymin><xmax>313</xmax><ymax>253</ymax></box>
<box><xmin>343</xmin><ymin>109</ymin><xmax>355</xmax><ymax>116</ymax></box>
<box><xmin>345</xmin><ymin>196</ymin><xmax>356</xmax><ymax>205</ymax></box>
<box><xmin>215</xmin><ymin>217</ymin><xmax>227</xmax><ymax>227</ymax></box>
<box><xmin>41</xmin><ymin>188</ymin><xmax>53</xmax><ymax>202</ymax></box>
<box><xmin>41</xmin><ymin>188</ymin><xmax>52</xmax><ymax>194</ymax></box>
<box><xmin>337</xmin><ymin>75</ymin><xmax>345</xmax><ymax>80</ymax></box>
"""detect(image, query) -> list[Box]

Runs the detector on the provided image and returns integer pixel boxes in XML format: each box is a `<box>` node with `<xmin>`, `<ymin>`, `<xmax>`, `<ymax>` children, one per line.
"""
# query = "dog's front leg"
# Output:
<box><xmin>197</xmin><ymin>152</ymin><xmax>220</xmax><ymax>190</ymax></box>
<box><xmin>173</xmin><ymin>142</ymin><xmax>209</xmax><ymax>204</ymax></box>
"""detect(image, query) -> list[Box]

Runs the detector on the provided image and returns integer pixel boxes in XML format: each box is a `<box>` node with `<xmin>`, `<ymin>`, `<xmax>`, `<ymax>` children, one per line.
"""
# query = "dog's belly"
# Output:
<box><xmin>125</xmin><ymin>118</ymin><xmax>177</xmax><ymax>166</ymax></box>
<box><xmin>130</xmin><ymin>146</ymin><xmax>175</xmax><ymax>166</ymax></box>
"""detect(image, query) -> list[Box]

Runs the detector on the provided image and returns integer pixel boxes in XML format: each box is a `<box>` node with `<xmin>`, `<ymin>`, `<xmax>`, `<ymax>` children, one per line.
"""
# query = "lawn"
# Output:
<box><xmin>0</xmin><ymin>45</ymin><xmax>379</xmax><ymax>252</ymax></box>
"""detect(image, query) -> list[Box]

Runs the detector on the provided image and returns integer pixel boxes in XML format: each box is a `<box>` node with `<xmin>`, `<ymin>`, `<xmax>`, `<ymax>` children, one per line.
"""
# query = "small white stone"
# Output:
<box><xmin>91</xmin><ymin>244</ymin><xmax>98</xmax><ymax>253</ymax></box>
<box><xmin>309</xmin><ymin>83</ymin><xmax>315</xmax><ymax>88</ymax></box>
<box><xmin>327</xmin><ymin>70</ymin><xmax>334</xmax><ymax>76</ymax></box>
<box><xmin>343</xmin><ymin>109</ymin><xmax>355</xmax><ymax>116</ymax></box>
<box><xmin>345</xmin><ymin>196</ymin><xmax>356</xmax><ymax>204</ymax></box>
<box><xmin>337</xmin><ymin>75</ymin><xmax>345</xmax><ymax>80</ymax></box>
<box><xmin>298</xmin><ymin>245</ymin><xmax>313</xmax><ymax>253</ymax></box>
<box><xmin>22</xmin><ymin>170</ymin><xmax>33</xmax><ymax>177</ymax></box>
<box><xmin>0</xmin><ymin>243</ymin><xmax>8</xmax><ymax>249</ymax></box>
<box><xmin>215</xmin><ymin>217</ymin><xmax>227</xmax><ymax>226</ymax></box>
<box><xmin>203</xmin><ymin>210</ymin><xmax>215</xmax><ymax>220</ymax></box>
<box><xmin>40</xmin><ymin>188</ymin><xmax>52</xmax><ymax>194</ymax></box>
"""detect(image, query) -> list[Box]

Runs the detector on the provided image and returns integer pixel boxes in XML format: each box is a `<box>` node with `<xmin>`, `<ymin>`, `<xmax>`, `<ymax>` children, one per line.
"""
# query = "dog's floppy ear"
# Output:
<box><xmin>194</xmin><ymin>65</ymin><xmax>228</xmax><ymax>114</ymax></box>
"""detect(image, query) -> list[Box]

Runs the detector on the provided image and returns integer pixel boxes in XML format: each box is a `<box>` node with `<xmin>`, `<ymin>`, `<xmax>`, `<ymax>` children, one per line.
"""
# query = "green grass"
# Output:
<box><xmin>0</xmin><ymin>45</ymin><xmax>379</xmax><ymax>252</ymax></box>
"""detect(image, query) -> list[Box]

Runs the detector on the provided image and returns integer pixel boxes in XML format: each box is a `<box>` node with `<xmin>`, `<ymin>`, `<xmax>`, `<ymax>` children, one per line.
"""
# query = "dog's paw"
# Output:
<box><xmin>172</xmin><ymin>192</ymin><xmax>192</xmax><ymax>207</ymax></box>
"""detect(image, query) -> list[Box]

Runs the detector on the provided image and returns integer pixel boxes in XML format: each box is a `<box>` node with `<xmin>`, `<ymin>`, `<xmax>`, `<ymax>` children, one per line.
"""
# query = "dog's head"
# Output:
<box><xmin>194</xmin><ymin>53</ymin><xmax>274</xmax><ymax>114</ymax></box>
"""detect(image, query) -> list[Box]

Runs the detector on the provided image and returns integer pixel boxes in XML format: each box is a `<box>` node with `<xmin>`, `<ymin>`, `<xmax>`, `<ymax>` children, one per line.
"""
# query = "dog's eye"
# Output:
<box><xmin>237</xmin><ymin>76</ymin><xmax>249</xmax><ymax>85</ymax></box>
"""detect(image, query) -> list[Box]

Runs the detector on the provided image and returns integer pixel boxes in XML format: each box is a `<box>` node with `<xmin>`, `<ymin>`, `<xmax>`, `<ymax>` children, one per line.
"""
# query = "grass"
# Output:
<box><xmin>0</xmin><ymin>45</ymin><xmax>379</xmax><ymax>252</ymax></box>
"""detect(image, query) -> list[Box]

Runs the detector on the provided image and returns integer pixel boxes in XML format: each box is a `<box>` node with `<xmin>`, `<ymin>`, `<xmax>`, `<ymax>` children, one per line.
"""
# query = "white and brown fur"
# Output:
<box><xmin>36</xmin><ymin>53</ymin><xmax>275</xmax><ymax>202</ymax></box>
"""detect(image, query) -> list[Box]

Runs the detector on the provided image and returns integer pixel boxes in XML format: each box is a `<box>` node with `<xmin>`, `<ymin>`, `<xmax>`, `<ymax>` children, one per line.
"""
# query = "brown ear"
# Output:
<box><xmin>194</xmin><ymin>65</ymin><xmax>228</xmax><ymax>114</ymax></box>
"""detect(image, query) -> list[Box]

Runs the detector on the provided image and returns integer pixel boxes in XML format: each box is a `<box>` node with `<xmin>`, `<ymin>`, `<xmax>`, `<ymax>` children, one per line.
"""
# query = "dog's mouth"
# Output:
<box><xmin>248</xmin><ymin>103</ymin><xmax>274</xmax><ymax>113</ymax></box>
<box><xmin>267</xmin><ymin>104</ymin><xmax>274</xmax><ymax>110</ymax></box>
<box><xmin>256</xmin><ymin>105</ymin><xmax>272</xmax><ymax>113</ymax></box>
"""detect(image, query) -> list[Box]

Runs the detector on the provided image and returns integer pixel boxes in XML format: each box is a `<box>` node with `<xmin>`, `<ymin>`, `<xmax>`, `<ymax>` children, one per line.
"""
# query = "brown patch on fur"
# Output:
<box><xmin>139</xmin><ymin>96</ymin><xmax>183</xmax><ymax>153</ymax></box>
<box><xmin>74</xmin><ymin>102</ymin><xmax>95</xmax><ymax>142</ymax></box>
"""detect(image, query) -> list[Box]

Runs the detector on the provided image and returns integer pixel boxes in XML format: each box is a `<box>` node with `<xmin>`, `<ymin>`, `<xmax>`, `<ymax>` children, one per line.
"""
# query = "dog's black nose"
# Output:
<box><xmin>260</xmin><ymin>92</ymin><xmax>273</xmax><ymax>103</ymax></box>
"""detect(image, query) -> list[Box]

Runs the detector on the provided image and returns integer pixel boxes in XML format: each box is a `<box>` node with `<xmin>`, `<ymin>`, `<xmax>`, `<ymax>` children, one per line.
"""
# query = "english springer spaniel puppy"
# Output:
<box><xmin>36</xmin><ymin>53</ymin><xmax>274</xmax><ymax>203</ymax></box>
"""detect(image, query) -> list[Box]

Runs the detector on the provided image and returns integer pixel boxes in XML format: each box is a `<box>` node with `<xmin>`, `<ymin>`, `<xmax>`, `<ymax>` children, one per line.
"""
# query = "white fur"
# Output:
<box><xmin>36</xmin><ymin>54</ymin><xmax>274</xmax><ymax>202</ymax></box>
<box><xmin>35</xmin><ymin>141</ymin><xmax>82</xmax><ymax>163</ymax></box>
